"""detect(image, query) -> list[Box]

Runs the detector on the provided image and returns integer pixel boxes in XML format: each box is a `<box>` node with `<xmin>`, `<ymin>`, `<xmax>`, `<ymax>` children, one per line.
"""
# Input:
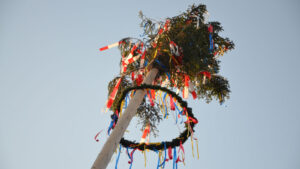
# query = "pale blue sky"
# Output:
<box><xmin>1</xmin><ymin>0</ymin><xmax>300</xmax><ymax>169</ymax></box>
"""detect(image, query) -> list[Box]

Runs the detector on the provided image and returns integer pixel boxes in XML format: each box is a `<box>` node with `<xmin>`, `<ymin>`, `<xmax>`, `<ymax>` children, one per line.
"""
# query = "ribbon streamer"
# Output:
<box><xmin>158</xmin><ymin>142</ymin><xmax>167</xmax><ymax>168</ymax></box>
<box><xmin>183</xmin><ymin>75</ymin><xmax>190</xmax><ymax>99</ymax></box>
<box><xmin>170</xmin><ymin>95</ymin><xmax>175</xmax><ymax>111</ymax></box>
<box><xmin>176</xmin><ymin>141</ymin><xmax>185</xmax><ymax>164</ymax></box>
<box><xmin>140</xmin><ymin>123</ymin><xmax>151</xmax><ymax>144</ymax></box>
<box><xmin>189</xmin><ymin>81</ymin><xmax>197</xmax><ymax>99</ymax></box>
<box><xmin>106</xmin><ymin>78</ymin><xmax>122</xmax><ymax>109</ymax></box>
<box><xmin>107</xmin><ymin>114</ymin><xmax>118</xmax><ymax>135</ymax></box>
<box><xmin>208</xmin><ymin>24</ymin><xmax>214</xmax><ymax>52</ymax></box>
<box><xmin>147</xmin><ymin>90</ymin><xmax>155</xmax><ymax>106</ymax></box>
<box><xmin>169</xmin><ymin>41</ymin><xmax>180</xmax><ymax>57</ymax></box>
<box><xmin>200</xmin><ymin>71</ymin><xmax>211</xmax><ymax>84</ymax></box>
<box><xmin>127</xmin><ymin>148</ymin><xmax>138</xmax><ymax>169</ymax></box>
<box><xmin>173</xmin><ymin>147</ymin><xmax>178</xmax><ymax>169</ymax></box>
<box><xmin>168</xmin><ymin>147</ymin><xmax>173</xmax><ymax>160</ymax></box>
<box><xmin>115</xmin><ymin>145</ymin><xmax>122</xmax><ymax>169</ymax></box>
<box><xmin>99</xmin><ymin>41</ymin><xmax>123</xmax><ymax>51</ymax></box>
<box><xmin>94</xmin><ymin>129</ymin><xmax>103</xmax><ymax>142</ymax></box>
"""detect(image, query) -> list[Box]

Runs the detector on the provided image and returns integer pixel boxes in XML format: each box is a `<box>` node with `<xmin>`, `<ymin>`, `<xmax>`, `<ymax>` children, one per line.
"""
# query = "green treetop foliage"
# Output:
<box><xmin>107</xmin><ymin>4</ymin><xmax>234</xmax><ymax>133</ymax></box>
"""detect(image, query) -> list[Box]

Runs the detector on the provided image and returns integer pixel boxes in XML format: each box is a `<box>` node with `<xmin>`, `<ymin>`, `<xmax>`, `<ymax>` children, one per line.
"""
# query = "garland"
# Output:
<box><xmin>110</xmin><ymin>84</ymin><xmax>198</xmax><ymax>151</ymax></box>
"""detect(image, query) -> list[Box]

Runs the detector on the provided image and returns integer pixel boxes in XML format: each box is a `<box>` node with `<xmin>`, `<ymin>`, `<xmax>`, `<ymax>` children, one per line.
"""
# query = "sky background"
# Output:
<box><xmin>1</xmin><ymin>0</ymin><xmax>300</xmax><ymax>169</ymax></box>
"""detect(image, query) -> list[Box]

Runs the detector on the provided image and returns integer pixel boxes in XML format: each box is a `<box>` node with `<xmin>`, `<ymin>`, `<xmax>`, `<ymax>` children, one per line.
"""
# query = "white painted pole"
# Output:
<box><xmin>91</xmin><ymin>68</ymin><xmax>159</xmax><ymax>169</ymax></box>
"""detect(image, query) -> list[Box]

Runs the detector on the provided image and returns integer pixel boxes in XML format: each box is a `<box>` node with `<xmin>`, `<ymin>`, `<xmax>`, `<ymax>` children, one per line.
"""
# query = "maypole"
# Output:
<box><xmin>92</xmin><ymin>4</ymin><xmax>234</xmax><ymax>169</ymax></box>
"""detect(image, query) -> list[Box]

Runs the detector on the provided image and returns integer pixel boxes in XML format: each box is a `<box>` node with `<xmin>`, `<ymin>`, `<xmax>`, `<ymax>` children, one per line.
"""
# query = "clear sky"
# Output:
<box><xmin>1</xmin><ymin>0</ymin><xmax>300</xmax><ymax>169</ymax></box>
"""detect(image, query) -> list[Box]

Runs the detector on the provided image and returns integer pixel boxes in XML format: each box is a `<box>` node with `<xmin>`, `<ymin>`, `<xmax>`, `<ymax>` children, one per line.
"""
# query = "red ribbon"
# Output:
<box><xmin>99</xmin><ymin>41</ymin><xmax>123</xmax><ymax>51</ymax></box>
<box><xmin>158</xmin><ymin>28</ymin><xmax>164</xmax><ymax>35</ymax></box>
<box><xmin>183</xmin><ymin>75</ymin><xmax>190</xmax><ymax>99</ymax></box>
<box><xmin>106</xmin><ymin>78</ymin><xmax>122</xmax><ymax>109</ymax></box>
<box><xmin>185</xmin><ymin>75</ymin><xmax>190</xmax><ymax>87</ymax></box>
<box><xmin>208</xmin><ymin>24</ymin><xmax>213</xmax><ymax>33</ymax></box>
<box><xmin>191</xmin><ymin>91</ymin><xmax>197</xmax><ymax>99</ymax></box>
<box><xmin>94</xmin><ymin>130</ymin><xmax>103</xmax><ymax>142</ymax></box>
<box><xmin>185</xmin><ymin>116</ymin><xmax>198</xmax><ymax>124</ymax></box>
<box><xmin>170</xmin><ymin>95</ymin><xmax>175</xmax><ymax>111</ymax></box>
<box><xmin>151</xmin><ymin>89</ymin><xmax>156</xmax><ymax>101</ymax></box>
<box><xmin>128</xmin><ymin>148</ymin><xmax>138</xmax><ymax>164</ymax></box>
<box><xmin>136</xmin><ymin>74</ymin><xmax>143</xmax><ymax>86</ymax></box>
<box><xmin>140</xmin><ymin>124</ymin><xmax>150</xmax><ymax>143</ymax></box>
<box><xmin>168</xmin><ymin>147</ymin><xmax>173</xmax><ymax>160</ymax></box>
<box><xmin>164</xmin><ymin>19</ymin><xmax>170</xmax><ymax>31</ymax></box>
<box><xmin>131</xmin><ymin>72</ymin><xmax>135</xmax><ymax>81</ymax></box>
<box><xmin>147</xmin><ymin>90</ymin><xmax>155</xmax><ymax>107</ymax></box>
<box><xmin>200</xmin><ymin>71</ymin><xmax>211</xmax><ymax>79</ymax></box>
<box><xmin>176</xmin><ymin>141</ymin><xmax>185</xmax><ymax>163</ymax></box>
<box><xmin>99</xmin><ymin>46</ymin><xmax>108</xmax><ymax>51</ymax></box>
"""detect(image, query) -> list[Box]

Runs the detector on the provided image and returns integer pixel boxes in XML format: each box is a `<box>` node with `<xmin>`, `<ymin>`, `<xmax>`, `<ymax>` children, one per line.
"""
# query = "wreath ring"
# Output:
<box><xmin>110</xmin><ymin>84</ymin><xmax>198</xmax><ymax>151</ymax></box>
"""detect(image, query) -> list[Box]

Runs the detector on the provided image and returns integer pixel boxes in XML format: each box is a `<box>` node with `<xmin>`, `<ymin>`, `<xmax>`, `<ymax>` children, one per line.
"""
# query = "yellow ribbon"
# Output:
<box><xmin>159</xmin><ymin>91</ymin><xmax>165</xmax><ymax>116</ymax></box>
<box><xmin>220</xmin><ymin>46</ymin><xmax>225</xmax><ymax>56</ymax></box>
<box><xmin>196</xmin><ymin>139</ymin><xmax>199</xmax><ymax>159</ymax></box>
<box><xmin>191</xmin><ymin>136</ymin><xmax>195</xmax><ymax>158</ymax></box>
<box><xmin>143</xmin><ymin>149</ymin><xmax>147</xmax><ymax>167</ymax></box>
<box><xmin>120</xmin><ymin>100</ymin><xmax>124</xmax><ymax>117</ymax></box>
<box><xmin>153</xmin><ymin>49</ymin><xmax>158</xmax><ymax>59</ymax></box>
<box><xmin>158</xmin><ymin>97</ymin><xmax>164</xmax><ymax>117</ymax></box>
<box><xmin>159</xmin><ymin>150</ymin><xmax>162</xmax><ymax>167</ymax></box>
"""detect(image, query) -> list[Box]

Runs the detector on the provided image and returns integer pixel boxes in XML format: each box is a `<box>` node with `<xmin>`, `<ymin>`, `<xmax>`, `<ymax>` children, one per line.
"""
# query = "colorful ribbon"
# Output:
<box><xmin>115</xmin><ymin>145</ymin><xmax>122</xmax><ymax>169</ymax></box>
<box><xmin>127</xmin><ymin>148</ymin><xmax>138</xmax><ymax>169</ymax></box>
<box><xmin>99</xmin><ymin>41</ymin><xmax>123</xmax><ymax>51</ymax></box>
<box><xmin>140</xmin><ymin>124</ymin><xmax>151</xmax><ymax>144</ymax></box>
<box><xmin>107</xmin><ymin>114</ymin><xmax>118</xmax><ymax>135</ymax></box>
<box><xmin>106</xmin><ymin>78</ymin><xmax>122</xmax><ymax>109</ymax></box>
<box><xmin>158</xmin><ymin>142</ymin><xmax>167</xmax><ymax>168</ymax></box>
<box><xmin>94</xmin><ymin>129</ymin><xmax>103</xmax><ymax>142</ymax></box>
<box><xmin>183</xmin><ymin>75</ymin><xmax>189</xmax><ymax>99</ymax></box>
<box><xmin>189</xmin><ymin>81</ymin><xmax>197</xmax><ymax>99</ymax></box>
<box><xmin>173</xmin><ymin>147</ymin><xmax>178</xmax><ymax>169</ymax></box>
<box><xmin>200</xmin><ymin>71</ymin><xmax>211</xmax><ymax>84</ymax></box>
<box><xmin>176</xmin><ymin>141</ymin><xmax>185</xmax><ymax>164</ymax></box>
<box><xmin>208</xmin><ymin>24</ymin><xmax>214</xmax><ymax>52</ymax></box>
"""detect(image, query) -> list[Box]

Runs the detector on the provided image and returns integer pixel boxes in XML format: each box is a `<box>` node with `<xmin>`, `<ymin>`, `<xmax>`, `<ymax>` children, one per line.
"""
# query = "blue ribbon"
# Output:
<box><xmin>174</xmin><ymin>103</ymin><xmax>183</xmax><ymax>124</ymax></box>
<box><xmin>158</xmin><ymin>142</ymin><xmax>167</xmax><ymax>168</ymax></box>
<box><xmin>126</xmin><ymin>147</ymin><xmax>131</xmax><ymax>159</ymax></box>
<box><xmin>125</xmin><ymin>94</ymin><xmax>128</xmax><ymax>109</ymax></box>
<box><xmin>126</xmin><ymin>147</ymin><xmax>135</xmax><ymax>169</ymax></box>
<box><xmin>156</xmin><ymin>150</ymin><xmax>160</xmax><ymax>169</ymax></box>
<box><xmin>174</xmin><ymin>103</ymin><xmax>180</xmax><ymax>113</ymax></box>
<box><xmin>139</xmin><ymin>22</ymin><xmax>149</xmax><ymax>37</ymax></box>
<box><xmin>115</xmin><ymin>145</ymin><xmax>122</xmax><ymax>169</ymax></box>
<box><xmin>154</xmin><ymin>60</ymin><xmax>171</xmax><ymax>80</ymax></box>
<box><xmin>166</xmin><ymin>72</ymin><xmax>171</xmax><ymax>80</ymax></box>
<box><xmin>209</xmin><ymin>33</ymin><xmax>213</xmax><ymax>52</ymax></box>
<box><xmin>125</xmin><ymin>93</ymin><xmax>131</xmax><ymax>109</ymax></box>
<box><xmin>173</xmin><ymin>147</ymin><xmax>177</xmax><ymax>169</ymax></box>
<box><xmin>163</xmin><ymin>92</ymin><xmax>168</xmax><ymax>118</ymax></box>
<box><xmin>107</xmin><ymin>114</ymin><xmax>118</xmax><ymax>135</ymax></box>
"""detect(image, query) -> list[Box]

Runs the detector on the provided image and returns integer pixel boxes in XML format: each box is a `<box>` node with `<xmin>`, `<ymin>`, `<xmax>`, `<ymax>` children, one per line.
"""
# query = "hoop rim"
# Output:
<box><xmin>110</xmin><ymin>84</ymin><xmax>198</xmax><ymax>151</ymax></box>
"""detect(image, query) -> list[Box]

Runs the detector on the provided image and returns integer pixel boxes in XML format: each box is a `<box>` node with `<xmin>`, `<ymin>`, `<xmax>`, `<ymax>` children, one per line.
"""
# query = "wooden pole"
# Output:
<box><xmin>91</xmin><ymin>68</ymin><xmax>159</xmax><ymax>169</ymax></box>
